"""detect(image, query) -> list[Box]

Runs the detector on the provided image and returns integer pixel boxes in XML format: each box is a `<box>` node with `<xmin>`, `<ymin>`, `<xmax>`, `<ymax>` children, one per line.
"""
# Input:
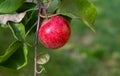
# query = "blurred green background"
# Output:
<box><xmin>0</xmin><ymin>0</ymin><xmax>120</xmax><ymax>76</ymax></box>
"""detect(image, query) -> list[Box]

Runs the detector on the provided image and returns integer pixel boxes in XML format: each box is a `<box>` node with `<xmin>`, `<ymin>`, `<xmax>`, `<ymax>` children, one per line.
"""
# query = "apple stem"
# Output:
<box><xmin>34</xmin><ymin>1</ymin><xmax>42</xmax><ymax>76</ymax></box>
<box><xmin>39</xmin><ymin>13</ymin><xmax>59</xmax><ymax>18</ymax></box>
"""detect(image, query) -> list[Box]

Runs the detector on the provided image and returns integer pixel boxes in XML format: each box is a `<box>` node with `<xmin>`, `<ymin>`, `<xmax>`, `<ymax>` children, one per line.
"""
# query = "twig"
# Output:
<box><xmin>34</xmin><ymin>2</ymin><xmax>42</xmax><ymax>76</ymax></box>
<box><xmin>34</xmin><ymin>0</ymin><xmax>49</xmax><ymax>76</ymax></box>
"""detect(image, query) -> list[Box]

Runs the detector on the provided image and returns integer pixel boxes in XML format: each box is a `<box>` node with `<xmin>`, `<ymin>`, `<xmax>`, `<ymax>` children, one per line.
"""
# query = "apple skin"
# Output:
<box><xmin>38</xmin><ymin>16</ymin><xmax>71</xmax><ymax>49</ymax></box>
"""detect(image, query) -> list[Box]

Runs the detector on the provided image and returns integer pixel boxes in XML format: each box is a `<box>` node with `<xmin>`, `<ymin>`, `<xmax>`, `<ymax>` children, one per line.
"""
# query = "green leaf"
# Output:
<box><xmin>42</xmin><ymin>0</ymin><xmax>48</xmax><ymax>3</ymax></box>
<box><xmin>9</xmin><ymin>22</ymin><xmax>26</xmax><ymax>41</ymax></box>
<box><xmin>0</xmin><ymin>0</ymin><xmax>4</xmax><ymax>3</ymax></box>
<box><xmin>23</xmin><ymin>10</ymin><xmax>38</xmax><ymax>35</ymax></box>
<box><xmin>0</xmin><ymin>0</ymin><xmax>25</xmax><ymax>14</ymax></box>
<box><xmin>17</xmin><ymin>2</ymin><xmax>36</xmax><ymax>13</ymax></box>
<box><xmin>0</xmin><ymin>23</ymin><xmax>8</xmax><ymax>28</ymax></box>
<box><xmin>0</xmin><ymin>41</ymin><xmax>28</xmax><ymax>70</ymax></box>
<box><xmin>0</xmin><ymin>41</ymin><xmax>22</xmax><ymax>63</ymax></box>
<box><xmin>47</xmin><ymin>0</ymin><xmax>60</xmax><ymax>13</ymax></box>
<box><xmin>57</xmin><ymin>0</ymin><xmax>97</xmax><ymax>32</ymax></box>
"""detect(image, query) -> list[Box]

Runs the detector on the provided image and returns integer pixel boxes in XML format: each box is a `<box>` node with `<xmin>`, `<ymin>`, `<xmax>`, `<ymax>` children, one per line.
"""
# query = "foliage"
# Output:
<box><xmin>0</xmin><ymin>0</ymin><xmax>97</xmax><ymax>70</ymax></box>
<box><xmin>0</xmin><ymin>0</ymin><xmax>120</xmax><ymax>76</ymax></box>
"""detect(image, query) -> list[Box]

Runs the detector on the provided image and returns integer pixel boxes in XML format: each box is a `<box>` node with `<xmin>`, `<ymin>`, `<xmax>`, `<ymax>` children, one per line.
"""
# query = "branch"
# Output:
<box><xmin>34</xmin><ymin>2</ymin><xmax>42</xmax><ymax>76</ymax></box>
<box><xmin>34</xmin><ymin>1</ymin><xmax>49</xmax><ymax>76</ymax></box>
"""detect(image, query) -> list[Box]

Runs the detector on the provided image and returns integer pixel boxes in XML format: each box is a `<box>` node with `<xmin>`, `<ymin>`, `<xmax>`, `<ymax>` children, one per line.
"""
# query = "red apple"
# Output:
<box><xmin>38</xmin><ymin>15</ymin><xmax>71</xmax><ymax>49</ymax></box>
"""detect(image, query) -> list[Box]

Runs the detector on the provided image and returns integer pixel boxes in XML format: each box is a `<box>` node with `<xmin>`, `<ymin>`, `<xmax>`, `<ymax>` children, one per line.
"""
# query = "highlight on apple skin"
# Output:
<box><xmin>38</xmin><ymin>15</ymin><xmax>71</xmax><ymax>49</ymax></box>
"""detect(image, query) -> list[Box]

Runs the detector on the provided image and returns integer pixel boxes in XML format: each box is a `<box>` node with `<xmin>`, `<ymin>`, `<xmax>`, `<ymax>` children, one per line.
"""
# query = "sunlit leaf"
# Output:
<box><xmin>0</xmin><ymin>0</ymin><xmax>25</xmax><ymax>14</ymax></box>
<box><xmin>37</xmin><ymin>65</ymin><xmax>46</xmax><ymax>74</ymax></box>
<box><xmin>57</xmin><ymin>0</ymin><xmax>97</xmax><ymax>32</ymax></box>
<box><xmin>0</xmin><ymin>12</ymin><xmax>26</xmax><ymax>24</ymax></box>
<box><xmin>37</xmin><ymin>53</ymin><xmax>50</xmax><ymax>65</ymax></box>
<box><xmin>9</xmin><ymin>22</ymin><xmax>26</xmax><ymax>41</ymax></box>
<box><xmin>0</xmin><ymin>41</ymin><xmax>28</xmax><ymax>70</ymax></box>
